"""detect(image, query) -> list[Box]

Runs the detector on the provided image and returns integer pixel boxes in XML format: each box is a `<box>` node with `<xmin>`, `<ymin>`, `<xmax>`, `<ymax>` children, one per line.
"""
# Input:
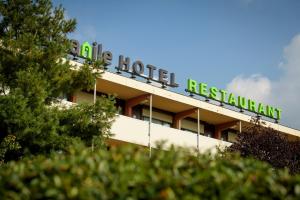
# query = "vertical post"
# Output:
<box><xmin>239</xmin><ymin>121</ymin><xmax>242</xmax><ymax>133</ymax></box>
<box><xmin>92</xmin><ymin>79</ymin><xmax>97</xmax><ymax>152</ymax></box>
<box><xmin>148</xmin><ymin>94</ymin><xmax>153</xmax><ymax>157</ymax></box>
<box><xmin>197</xmin><ymin>108</ymin><xmax>200</xmax><ymax>153</ymax></box>
<box><xmin>93</xmin><ymin>79</ymin><xmax>97</xmax><ymax>104</ymax></box>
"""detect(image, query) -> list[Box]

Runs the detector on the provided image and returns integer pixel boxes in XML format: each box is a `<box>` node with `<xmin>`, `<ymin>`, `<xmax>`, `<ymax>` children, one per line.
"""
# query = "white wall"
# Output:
<box><xmin>111</xmin><ymin>114</ymin><xmax>232</xmax><ymax>153</ymax></box>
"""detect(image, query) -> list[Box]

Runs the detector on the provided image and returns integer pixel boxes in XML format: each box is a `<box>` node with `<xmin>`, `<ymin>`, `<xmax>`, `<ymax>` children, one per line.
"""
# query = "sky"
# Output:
<box><xmin>53</xmin><ymin>0</ymin><xmax>300</xmax><ymax>130</ymax></box>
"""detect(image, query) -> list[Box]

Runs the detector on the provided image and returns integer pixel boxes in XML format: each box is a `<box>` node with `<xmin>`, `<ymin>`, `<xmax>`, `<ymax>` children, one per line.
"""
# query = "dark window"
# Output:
<box><xmin>221</xmin><ymin>131</ymin><xmax>228</xmax><ymax>141</ymax></box>
<box><xmin>143</xmin><ymin>116</ymin><xmax>171</xmax><ymax>127</ymax></box>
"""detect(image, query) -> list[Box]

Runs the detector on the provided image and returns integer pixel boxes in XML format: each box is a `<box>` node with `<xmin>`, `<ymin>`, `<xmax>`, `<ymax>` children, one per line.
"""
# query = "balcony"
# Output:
<box><xmin>111</xmin><ymin>114</ymin><xmax>232</xmax><ymax>153</ymax></box>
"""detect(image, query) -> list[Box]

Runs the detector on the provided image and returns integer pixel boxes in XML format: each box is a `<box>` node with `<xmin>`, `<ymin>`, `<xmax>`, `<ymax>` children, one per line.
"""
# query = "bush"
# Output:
<box><xmin>0</xmin><ymin>144</ymin><xmax>300</xmax><ymax>199</ymax></box>
<box><xmin>229</xmin><ymin>118</ymin><xmax>300</xmax><ymax>174</ymax></box>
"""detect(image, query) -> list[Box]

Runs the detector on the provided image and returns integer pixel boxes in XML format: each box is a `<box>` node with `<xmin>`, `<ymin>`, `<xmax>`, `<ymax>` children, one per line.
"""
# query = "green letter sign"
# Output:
<box><xmin>80</xmin><ymin>41</ymin><xmax>92</xmax><ymax>59</ymax></box>
<box><xmin>186</xmin><ymin>78</ymin><xmax>282</xmax><ymax>120</ymax></box>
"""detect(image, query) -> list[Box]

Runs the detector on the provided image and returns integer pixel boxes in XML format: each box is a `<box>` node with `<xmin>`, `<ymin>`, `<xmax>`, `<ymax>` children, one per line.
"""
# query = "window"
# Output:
<box><xmin>181</xmin><ymin>128</ymin><xmax>197</xmax><ymax>134</ymax></box>
<box><xmin>162</xmin><ymin>122</ymin><xmax>171</xmax><ymax>127</ymax></box>
<box><xmin>143</xmin><ymin>116</ymin><xmax>172</xmax><ymax>127</ymax></box>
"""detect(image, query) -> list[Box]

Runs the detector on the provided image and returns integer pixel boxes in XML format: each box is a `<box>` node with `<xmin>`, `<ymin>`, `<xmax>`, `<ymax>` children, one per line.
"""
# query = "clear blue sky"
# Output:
<box><xmin>53</xmin><ymin>0</ymin><xmax>300</xmax><ymax>129</ymax></box>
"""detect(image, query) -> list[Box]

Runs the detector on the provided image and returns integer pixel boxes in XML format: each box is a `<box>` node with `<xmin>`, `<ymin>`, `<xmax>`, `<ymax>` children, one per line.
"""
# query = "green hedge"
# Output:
<box><xmin>1</xmin><ymin>145</ymin><xmax>300</xmax><ymax>200</ymax></box>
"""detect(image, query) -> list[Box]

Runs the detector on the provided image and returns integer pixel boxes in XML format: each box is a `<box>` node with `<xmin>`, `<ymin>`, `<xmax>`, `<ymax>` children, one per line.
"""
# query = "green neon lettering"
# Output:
<box><xmin>275</xmin><ymin>108</ymin><xmax>282</xmax><ymax>120</ymax></box>
<box><xmin>219</xmin><ymin>90</ymin><xmax>227</xmax><ymax>103</ymax></box>
<box><xmin>238</xmin><ymin>96</ymin><xmax>247</xmax><ymax>109</ymax></box>
<box><xmin>266</xmin><ymin>106</ymin><xmax>274</xmax><ymax>118</ymax></box>
<box><xmin>187</xmin><ymin>79</ymin><xmax>197</xmax><ymax>93</ymax></box>
<box><xmin>209</xmin><ymin>87</ymin><xmax>218</xmax><ymax>100</ymax></box>
<box><xmin>228</xmin><ymin>93</ymin><xmax>237</xmax><ymax>106</ymax></box>
<box><xmin>185</xmin><ymin>78</ymin><xmax>282</xmax><ymax>120</ymax></box>
<box><xmin>199</xmin><ymin>83</ymin><xmax>208</xmax><ymax>97</ymax></box>
<box><xmin>248</xmin><ymin>99</ymin><xmax>256</xmax><ymax>112</ymax></box>
<box><xmin>258</xmin><ymin>103</ymin><xmax>266</xmax><ymax>115</ymax></box>
<box><xmin>80</xmin><ymin>41</ymin><xmax>92</xmax><ymax>59</ymax></box>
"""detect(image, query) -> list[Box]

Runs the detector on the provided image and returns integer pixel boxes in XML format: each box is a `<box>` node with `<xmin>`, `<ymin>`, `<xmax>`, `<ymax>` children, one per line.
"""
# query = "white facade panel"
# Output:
<box><xmin>111</xmin><ymin>115</ymin><xmax>231</xmax><ymax>153</ymax></box>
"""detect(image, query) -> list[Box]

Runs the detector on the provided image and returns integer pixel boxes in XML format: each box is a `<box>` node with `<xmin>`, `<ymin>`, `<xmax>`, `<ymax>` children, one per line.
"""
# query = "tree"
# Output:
<box><xmin>228</xmin><ymin>118</ymin><xmax>300</xmax><ymax>174</ymax></box>
<box><xmin>0</xmin><ymin>0</ymin><xmax>117</xmax><ymax>162</ymax></box>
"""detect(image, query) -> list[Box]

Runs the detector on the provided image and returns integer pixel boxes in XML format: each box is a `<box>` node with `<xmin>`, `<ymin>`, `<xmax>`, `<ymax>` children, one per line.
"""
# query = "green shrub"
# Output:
<box><xmin>0</xmin><ymin>144</ymin><xmax>300</xmax><ymax>200</ymax></box>
<box><xmin>228</xmin><ymin>118</ymin><xmax>300</xmax><ymax>174</ymax></box>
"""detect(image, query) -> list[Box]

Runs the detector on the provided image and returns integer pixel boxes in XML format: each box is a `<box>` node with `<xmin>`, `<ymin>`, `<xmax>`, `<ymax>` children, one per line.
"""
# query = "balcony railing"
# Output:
<box><xmin>111</xmin><ymin>114</ymin><xmax>232</xmax><ymax>153</ymax></box>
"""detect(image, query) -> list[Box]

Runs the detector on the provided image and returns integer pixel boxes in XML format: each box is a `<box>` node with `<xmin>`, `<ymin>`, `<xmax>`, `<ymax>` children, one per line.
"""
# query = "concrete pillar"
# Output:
<box><xmin>214</xmin><ymin>121</ymin><xmax>239</xmax><ymax>140</ymax></box>
<box><xmin>172</xmin><ymin>108</ymin><xmax>198</xmax><ymax>129</ymax></box>
<box><xmin>124</xmin><ymin>94</ymin><xmax>151</xmax><ymax>117</ymax></box>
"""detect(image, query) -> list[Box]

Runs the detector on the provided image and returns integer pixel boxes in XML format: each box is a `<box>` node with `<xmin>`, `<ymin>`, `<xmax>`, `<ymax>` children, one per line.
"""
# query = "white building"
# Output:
<box><xmin>67</xmin><ymin>59</ymin><xmax>300</xmax><ymax>153</ymax></box>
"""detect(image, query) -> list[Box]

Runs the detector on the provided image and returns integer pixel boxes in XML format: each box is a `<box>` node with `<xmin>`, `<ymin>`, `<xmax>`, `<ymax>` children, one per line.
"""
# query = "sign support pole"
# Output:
<box><xmin>239</xmin><ymin>121</ymin><xmax>242</xmax><ymax>133</ymax></box>
<box><xmin>148</xmin><ymin>94</ymin><xmax>153</xmax><ymax>157</ymax></box>
<box><xmin>92</xmin><ymin>79</ymin><xmax>97</xmax><ymax>152</ymax></box>
<box><xmin>93</xmin><ymin>79</ymin><xmax>97</xmax><ymax>104</ymax></box>
<box><xmin>197</xmin><ymin>108</ymin><xmax>200</xmax><ymax>154</ymax></box>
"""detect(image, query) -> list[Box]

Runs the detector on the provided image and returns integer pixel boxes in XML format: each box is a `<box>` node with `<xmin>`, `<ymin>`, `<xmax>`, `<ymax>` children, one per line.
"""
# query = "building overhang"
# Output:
<box><xmin>70</xmin><ymin>60</ymin><xmax>300</xmax><ymax>138</ymax></box>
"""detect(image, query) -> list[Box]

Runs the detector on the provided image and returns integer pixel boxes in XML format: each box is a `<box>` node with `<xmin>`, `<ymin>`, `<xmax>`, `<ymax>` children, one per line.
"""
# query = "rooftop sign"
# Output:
<box><xmin>186</xmin><ymin>79</ymin><xmax>282</xmax><ymax>120</ymax></box>
<box><xmin>69</xmin><ymin>39</ymin><xmax>282</xmax><ymax>121</ymax></box>
<box><xmin>70</xmin><ymin>40</ymin><xmax>179</xmax><ymax>88</ymax></box>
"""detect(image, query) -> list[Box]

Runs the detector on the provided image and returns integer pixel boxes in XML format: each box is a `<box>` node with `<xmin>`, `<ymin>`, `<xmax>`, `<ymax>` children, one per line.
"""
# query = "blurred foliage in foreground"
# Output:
<box><xmin>1</xmin><ymin>144</ymin><xmax>300</xmax><ymax>200</ymax></box>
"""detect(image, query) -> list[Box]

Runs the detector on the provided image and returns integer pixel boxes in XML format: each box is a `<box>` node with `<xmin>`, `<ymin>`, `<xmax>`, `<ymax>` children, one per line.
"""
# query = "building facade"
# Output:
<box><xmin>67</xmin><ymin>59</ymin><xmax>300</xmax><ymax>153</ymax></box>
